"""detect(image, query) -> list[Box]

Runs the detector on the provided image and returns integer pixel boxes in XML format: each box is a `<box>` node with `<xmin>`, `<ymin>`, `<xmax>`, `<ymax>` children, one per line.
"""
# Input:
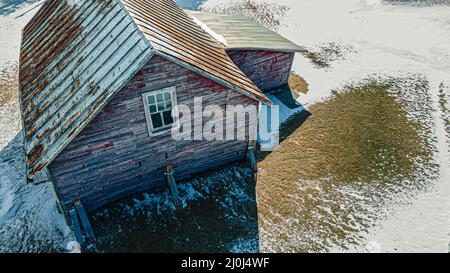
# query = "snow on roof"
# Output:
<box><xmin>186</xmin><ymin>10</ymin><xmax>307</xmax><ymax>53</ymax></box>
<box><xmin>191</xmin><ymin>16</ymin><xmax>228</xmax><ymax>47</ymax></box>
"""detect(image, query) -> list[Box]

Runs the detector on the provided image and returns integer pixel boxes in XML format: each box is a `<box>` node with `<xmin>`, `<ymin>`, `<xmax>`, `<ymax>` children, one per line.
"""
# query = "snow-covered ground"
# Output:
<box><xmin>283</xmin><ymin>0</ymin><xmax>450</xmax><ymax>253</ymax></box>
<box><xmin>0</xmin><ymin>1</ymin><xmax>43</xmax><ymax>69</ymax></box>
<box><xmin>0</xmin><ymin>1</ymin><xmax>74</xmax><ymax>252</ymax></box>
<box><xmin>0</xmin><ymin>0</ymin><xmax>449</xmax><ymax>252</ymax></box>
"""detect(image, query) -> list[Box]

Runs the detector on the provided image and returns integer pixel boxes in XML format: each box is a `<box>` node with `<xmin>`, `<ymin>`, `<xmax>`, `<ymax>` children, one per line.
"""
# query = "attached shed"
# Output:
<box><xmin>18</xmin><ymin>0</ymin><xmax>304</xmax><ymax>230</ymax></box>
<box><xmin>187</xmin><ymin>11</ymin><xmax>307</xmax><ymax>92</ymax></box>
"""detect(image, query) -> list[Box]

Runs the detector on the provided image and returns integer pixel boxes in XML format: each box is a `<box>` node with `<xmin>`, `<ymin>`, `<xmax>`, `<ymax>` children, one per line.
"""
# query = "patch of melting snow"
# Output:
<box><xmin>66</xmin><ymin>241</ymin><xmax>81</xmax><ymax>253</ymax></box>
<box><xmin>116</xmin><ymin>166</ymin><xmax>253</xmax><ymax>219</ymax></box>
<box><xmin>228</xmin><ymin>236</ymin><xmax>259</xmax><ymax>253</ymax></box>
<box><xmin>0</xmin><ymin>176</ymin><xmax>14</xmax><ymax>219</ymax></box>
<box><xmin>191</xmin><ymin>15</ymin><xmax>228</xmax><ymax>46</ymax></box>
<box><xmin>90</xmin><ymin>165</ymin><xmax>258</xmax><ymax>252</ymax></box>
<box><xmin>365</xmin><ymin>240</ymin><xmax>382</xmax><ymax>253</ymax></box>
<box><xmin>0</xmin><ymin>132</ymin><xmax>73</xmax><ymax>252</ymax></box>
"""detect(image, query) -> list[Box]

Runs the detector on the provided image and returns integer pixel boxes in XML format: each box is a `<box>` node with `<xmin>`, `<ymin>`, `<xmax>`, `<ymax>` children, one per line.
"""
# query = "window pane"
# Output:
<box><xmin>156</xmin><ymin>93</ymin><xmax>164</xmax><ymax>103</ymax></box>
<box><xmin>147</xmin><ymin>95</ymin><xmax>155</xmax><ymax>104</ymax></box>
<box><xmin>163</xmin><ymin>110</ymin><xmax>174</xmax><ymax>125</ymax></box>
<box><xmin>149</xmin><ymin>104</ymin><xmax>157</xmax><ymax>113</ymax></box>
<box><xmin>151</xmin><ymin>113</ymin><xmax>163</xmax><ymax>129</ymax></box>
<box><xmin>166</xmin><ymin>100</ymin><xmax>172</xmax><ymax>109</ymax></box>
<box><xmin>164</xmin><ymin>92</ymin><xmax>172</xmax><ymax>101</ymax></box>
<box><xmin>157</xmin><ymin>102</ymin><xmax>165</xmax><ymax>111</ymax></box>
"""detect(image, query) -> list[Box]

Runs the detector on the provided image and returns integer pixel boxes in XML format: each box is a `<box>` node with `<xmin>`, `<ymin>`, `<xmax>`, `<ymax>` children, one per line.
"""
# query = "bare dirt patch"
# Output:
<box><xmin>289</xmin><ymin>72</ymin><xmax>309</xmax><ymax>95</ymax></box>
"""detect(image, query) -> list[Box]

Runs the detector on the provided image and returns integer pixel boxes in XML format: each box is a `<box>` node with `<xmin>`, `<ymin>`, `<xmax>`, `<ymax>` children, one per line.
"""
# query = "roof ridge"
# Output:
<box><xmin>121</xmin><ymin>0</ymin><xmax>270</xmax><ymax>103</ymax></box>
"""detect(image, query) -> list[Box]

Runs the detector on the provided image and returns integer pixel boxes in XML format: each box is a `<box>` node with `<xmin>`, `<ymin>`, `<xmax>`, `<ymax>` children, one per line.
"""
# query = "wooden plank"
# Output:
<box><xmin>166</xmin><ymin>165</ymin><xmax>181</xmax><ymax>207</ymax></box>
<box><xmin>74</xmin><ymin>200</ymin><xmax>96</xmax><ymax>243</ymax></box>
<box><xmin>68</xmin><ymin>208</ymin><xmax>84</xmax><ymax>248</ymax></box>
<box><xmin>248</xmin><ymin>146</ymin><xmax>257</xmax><ymax>173</ymax></box>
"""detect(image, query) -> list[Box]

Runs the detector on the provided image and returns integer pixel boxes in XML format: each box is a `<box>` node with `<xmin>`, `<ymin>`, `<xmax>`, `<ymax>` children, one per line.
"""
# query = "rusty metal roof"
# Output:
<box><xmin>20</xmin><ymin>0</ymin><xmax>153</xmax><ymax>179</ymax></box>
<box><xmin>121</xmin><ymin>0</ymin><xmax>269</xmax><ymax>103</ymax></box>
<box><xmin>19</xmin><ymin>0</ymin><xmax>268</xmax><ymax>180</ymax></box>
<box><xmin>186</xmin><ymin>10</ymin><xmax>307</xmax><ymax>53</ymax></box>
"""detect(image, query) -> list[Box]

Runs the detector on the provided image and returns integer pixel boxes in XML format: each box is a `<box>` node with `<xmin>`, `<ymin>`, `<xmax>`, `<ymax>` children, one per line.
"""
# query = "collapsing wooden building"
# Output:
<box><xmin>19</xmin><ymin>0</ymin><xmax>304</xmax><ymax>237</ymax></box>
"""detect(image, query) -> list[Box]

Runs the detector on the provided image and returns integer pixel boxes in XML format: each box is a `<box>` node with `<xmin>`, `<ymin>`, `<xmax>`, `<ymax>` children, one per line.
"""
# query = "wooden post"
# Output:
<box><xmin>74</xmin><ymin>201</ymin><xmax>96</xmax><ymax>243</ymax></box>
<box><xmin>166</xmin><ymin>165</ymin><xmax>181</xmax><ymax>207</ymax></box>
<box><xmin>68</xmin><ymin>208</ymin><xmax>84</xmax><ymax>248</ymax></box>
<box><xmin>248</xmin><ymin>144</ymin><xmax>257</xmax><ymax>173</ymax></box>
<box><xmin>248</xmin><ymin>147</ymin><xmax>257</xmax><ymax>172</ymax></box>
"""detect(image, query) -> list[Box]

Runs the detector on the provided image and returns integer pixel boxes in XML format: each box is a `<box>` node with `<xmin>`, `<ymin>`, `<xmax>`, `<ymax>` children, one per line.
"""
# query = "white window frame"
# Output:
<box><xmin>142</xmin><ymin>86</ymin><xmax>179</xmax><ymax>137</ymax></box>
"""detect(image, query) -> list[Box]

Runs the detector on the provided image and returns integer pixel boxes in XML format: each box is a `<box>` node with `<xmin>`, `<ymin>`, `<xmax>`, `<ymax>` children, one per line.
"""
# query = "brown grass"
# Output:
<box><xmin>304</xmin><ymin>42</ymin><xmax>354</xmax><ymax>69</ymax></box>
<box><xmin>256</xmin><ymin>82</ymin><xmax>431</xmax><ymax>250</ymax></box>
<box><xmin>289</xmin><ymin>72</ymin><xmax>309</xmax><ymax>94</ymax></box>
<box><xmin>305</xmin><ymin>51</ymin><xmax>329</xmax><ymax>68</ymax></box>
<box><xmin>0</xmin><ymin>66</ymin><xmax>19</xmax><ymax>107</ymax></box>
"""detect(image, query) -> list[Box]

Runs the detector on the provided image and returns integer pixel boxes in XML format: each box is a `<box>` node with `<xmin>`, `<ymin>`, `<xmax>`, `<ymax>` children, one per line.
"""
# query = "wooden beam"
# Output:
<box><xmin>68</xmin><ymin>208</ymin><xmax>84</xmax><ymax>248</ymax></box>
<box><xmin>74</xmin><ymin>201</ymin><xmax>96</xmax><ymax>243</ymax></box>
<box><xmin>248</xmin><ymin>146</ymin><xmax>257</xmax><ymax>173</ymax></box>
<box><xmin>246</xmin><ymin>140</ymin><xmax>256</xmax><ymax>159</ymax></box>
<box><xmin>166</xmin><ymin>165</ymin><xmax>181</xmax><ymax>207</ymax></box>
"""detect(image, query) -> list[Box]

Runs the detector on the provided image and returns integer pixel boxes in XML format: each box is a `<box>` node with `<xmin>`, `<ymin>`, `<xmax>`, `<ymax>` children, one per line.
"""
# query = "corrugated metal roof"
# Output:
<box><xmin>121</xmin><ymin>0</ymin><xmax>269</xmax><ymax>104</ymax></box>
<box><xmin>19</xmin><ymin>0</ymin><xmax>269</xmax><ymax>180</ymax></box>
<box><xmin>186</xmin><ymin>10</ymin><xmax>307</xmax><ymax>53</ymax></box>
<box><xmin>20</xmin><ymin>0</ymin><xmax>153</xmax><ymax>179</ymax></box>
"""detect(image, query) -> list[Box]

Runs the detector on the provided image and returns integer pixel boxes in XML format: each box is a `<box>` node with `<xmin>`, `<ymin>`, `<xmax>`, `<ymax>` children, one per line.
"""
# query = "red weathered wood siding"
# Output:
<box><xmin>227</xmin><ymin>50</ymin><xmax>294</xmax><ymax>92</ymax></box>
<box><xmin>48</xmin><ymin>56</ymin><xmax>258</xmax><ymax>212</ymax></box>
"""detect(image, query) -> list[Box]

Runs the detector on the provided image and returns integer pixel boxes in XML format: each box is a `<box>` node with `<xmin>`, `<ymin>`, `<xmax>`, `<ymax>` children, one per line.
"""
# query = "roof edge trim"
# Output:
<box><xmin>225</xmin><ymin>47</ymin><xmax>307</xmax><ymax>53</ymax></box>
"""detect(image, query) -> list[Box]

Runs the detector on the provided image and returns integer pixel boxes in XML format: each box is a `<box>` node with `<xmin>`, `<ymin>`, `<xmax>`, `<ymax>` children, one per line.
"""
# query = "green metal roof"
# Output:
<box><xmin>186</xmin><ymin>10</ymin><xmax>306</xmax><ymax>53</ymax></box>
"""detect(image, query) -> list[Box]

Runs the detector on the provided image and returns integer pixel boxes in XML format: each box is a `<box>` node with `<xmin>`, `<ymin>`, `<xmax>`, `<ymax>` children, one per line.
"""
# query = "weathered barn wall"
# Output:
<box><xmin>227</xmin><ymin>50</ymin><xmax>294</xmax><ymax>92</ymax></box>
<box><xmin>48</xmin><ymin>56</ymin><xmax>258</xmax><ymax>212</ymax></box>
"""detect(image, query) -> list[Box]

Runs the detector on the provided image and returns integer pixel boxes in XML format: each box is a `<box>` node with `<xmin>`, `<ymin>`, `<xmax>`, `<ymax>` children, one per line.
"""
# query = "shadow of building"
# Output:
<box><xmin>0</xmin><ymin>0</ymin><xmax>42</xmax><ymax>17</ymax></box>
